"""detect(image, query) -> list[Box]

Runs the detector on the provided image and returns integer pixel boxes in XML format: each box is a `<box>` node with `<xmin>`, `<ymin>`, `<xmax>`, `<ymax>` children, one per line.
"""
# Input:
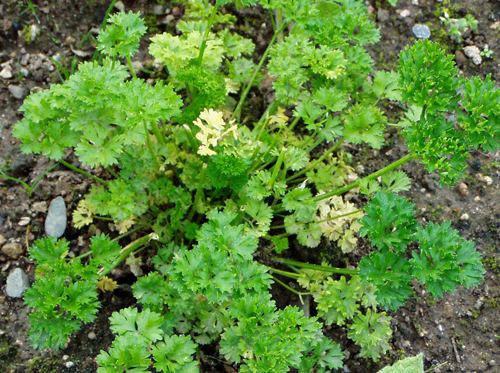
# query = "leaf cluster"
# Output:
<box><xmin>360</xmin><ymin>192</ymin><xmax>485</xmax><ymax>310</ymax></box>
<box><xmin>14</xmin><ymin>0</ymin><xmax>494</xmax><ymax>370</ymax></box>
<box><xmin>23</xmin><ymin>235</ymin><xmax>121</xmax><ymax>349</ymax></box>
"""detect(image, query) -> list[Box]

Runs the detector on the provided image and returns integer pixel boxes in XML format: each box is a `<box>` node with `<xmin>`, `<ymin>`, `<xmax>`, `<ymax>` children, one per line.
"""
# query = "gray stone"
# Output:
<box><xmin>0</xmin><ymin>66</ymin><xmax>13</xmax><ymax>79</ymax></box>
<box><xmin>153</xmin><ymin>5</ymin><xmax>164</xmax><ymax>15</ymax></box>
<box><xmin>8</xmin><ymin>85</ymin><xmax>27</xmax><ymax>99</ymax></box>
<box><xmin>463</xmin><ymin>45</ymin><xmax>482</xmax><ymax>65</ymax></box>
<box><xmin>45</xmin><ymin>196</ymin><xmax>67</xmax><ymax>238</ymax></box>
<box><xmin>1</xmin><ymin>242</ymin><xmax>23</xmax><ymax>259</ymax></box>
<box><xmin>377</xmin><ymin>8</ymin><xmax>390</xmax><ymax>22</ymax></box>
<box><xmin>412</xmin><ymin>24</ymin><xmax>431</xmax><ymax>39</ymax></box>
<box><xmin>5</xmin><ymin>268</ymin><xmax>29</xmax><ymax>298</ymax></box>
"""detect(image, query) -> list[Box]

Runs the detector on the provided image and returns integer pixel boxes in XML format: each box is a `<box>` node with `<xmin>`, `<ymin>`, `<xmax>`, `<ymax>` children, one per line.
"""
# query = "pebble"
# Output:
<box><xmin>397</xmin><ymin>9</ymin><xmax>411</xmax><ymax>18</ymax></box>
<box><xmin>459</xmin><ymin>213</ymin><xmax>470</xmax><ymax>221</ymax></box>
<box><xmin>458</xmin><ymin>182</ymin><xmax>469</xmax><ymax>197</ymax></box>
<box><xmin>88</xmin><ymin>331</ymin><xmax>96</xmax><ymax>340</ymax></box>
<box><xmin>5</xmin><ymin>268</ymin><xmax>29</xmax><ymax>298</ymax></box>
<box><xmin>0</xmin><ymin>235</ymin><xmax>5</xmax><ymax>246</ymax></box>
<box><xmin>0</xmin><ymin>66</ymin><xmax>13</xmax><ymax>79</ymax></box>
<box><xmin>8</xmin><ymin>85</ymin><xmax>28</xmax><ymax>99</ymax></box>
<box><xmin>476</xmin><ymin>173</ymin><xmax>493</xmax><ymax>186</ymax></box>
<box><xmin>18</xmin><ymin>217</ymin><xmax>31</xmax><ymax>226</ymax></box>
<box><xmin>412</xmin><ymin>24</ymin><xmax>431</xmax><ymax>39</ymax></box>
<box><xmin>377</xmin><ymin>8</ymin><xmax>390</xmax><ymax>22</ymax></box>
<box><xmin>153</xmin><ymin>5</ymin><xmax>164</xmax><ymax>15</ymax></box>
<box><xmin>455</xmin><ymin>50</ymin><xmax>467</xmax><ymax>64</ymax></box>
<box><xmin>1</xmin><ymin>242</ymin><xmax>23</xmax><ymax>259</ymax></box>
<box><xmin>31</xmin><ymin>201</ymin><xmax>47</xmax><ymax>213</ymax></box>
<box><xmin>474</xmin><ymin>297</ymin><xmax>484</xmax><ymax>310</ymax></box>
<box><xmin>172</xmin><ymin>6</ymin><xmax>182</xmax><ymax>16</ymax></box>
<box><xmin>114</xmin><ymin>1</ymin><xmax>125</xmax><ymax>12</ymax></box>
<box><xmin>45</xmin><ymin>196</ymin><xmax>67</xmax><ymax>238</ymax></box>
<box><xmin>490</xmin><ymin>22</ymin><xmax>500</xmax><ymax>30</ymax></box>
<box><xmin>463</xmin><ymin>45</ymin><xmax>482</xmax><ymax>65</ymax></box>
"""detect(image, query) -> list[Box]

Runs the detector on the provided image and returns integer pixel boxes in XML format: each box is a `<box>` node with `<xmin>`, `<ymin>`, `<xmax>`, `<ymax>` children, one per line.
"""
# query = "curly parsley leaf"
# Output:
<box><xmin>360</xmin><ymin>191</ymin><xmax>418</xmax><ymax>253</ymax></box>
<box><xmin>152</xmin><ymin>335</ymin><xmax>199</xmax><ymax>373</ymax></box>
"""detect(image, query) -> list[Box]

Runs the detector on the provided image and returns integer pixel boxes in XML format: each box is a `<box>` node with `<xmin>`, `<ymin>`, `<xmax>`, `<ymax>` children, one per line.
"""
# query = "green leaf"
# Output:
<box><xmin>109</xmin><ymin>308</ymin><xmax>163</xmax><ymax>345</ymax></box>
<box><xmin>348</xmin><ymin>309</ymin><xmax>392</xmax><ymax>360</ymax></box>
<box><xmin>271</xmin><ymin>236</ymin><xmax>289</xmax><ymax>254</ymax></box>
<box><xmin>381</xmin><ymin>171</ymin><xmax>412</xmax><ymax>193</ymax></box>
<box><xmin>378</xmin><ymin>354</ymin><xmax>424</xmax><ymax>373</ymax></box>
<box><xmin>360</xmin><ymin>192</ymin><xmax>418</xmax><ymax>253</ymax></box>
<box><xmin>98</xmin><ymin>11</ymin><xmax>147</xmax><ymax>58</ymax></box>
<box><xmin>244</xmin><ymin>200</ymin><xmax>273</xmax><ymax>237</ymax></box>
<box><xmin>315</xmin><ymin>276</ymin><xmax>362</xmax><ymax>326</ymax></box>
<box><xmin>410</xmin><ymin>222</ymin><xmax>485</xmax><ymax>298</ymax></box>
<box><xmin>372</xmin><ymin>70</ymin><xmax>401</xmax><ymax>101</ymax></box>
<box><xmin>342</xmin><ymin>104</ymin><xmax>386</xmax><ymax>149</ymax></box>
<box><xmin>399</xmin><ymin>40</ymin><xmax>461</xmax><ymax>114</ymax></box>
<box><xmin>359</xmin><ymin>250</ymin><xmax>414</xmax><ymax>310</ymax></box>
<box><xmin>152</xmin><ymin>335</ymin><xmax>199</xmax><ymax>373</ymax></box>
<box><xmin>89</xmin><ymin>233</ymin><xmax>122</xmax><ymax>269</ymax></box>
<box><xmin>96</xmin><ymin>335</ymin><xmax>151</xmax><ymax>373</ymax></box>
<box><xmin>282</xmin><ymin>188</ymin><xmax>316</xmax><ymax>221</ymax></box>
<box><xmin>29</xmin><ymin>237</ymin><xmax>69</xmax><ymax>264</ymax></box>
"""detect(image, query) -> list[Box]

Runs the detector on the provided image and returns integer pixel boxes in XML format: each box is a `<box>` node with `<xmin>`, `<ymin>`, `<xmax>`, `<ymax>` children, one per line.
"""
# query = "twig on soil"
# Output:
<box><xmin>451</xmin><ymin>337</ymin><xmax>462</xmax><ymax>363</ymax></box>
<box><xmin>425</xmin><ymin>361</ymin><xmax>448</xmax><ymax>373</ymax></box>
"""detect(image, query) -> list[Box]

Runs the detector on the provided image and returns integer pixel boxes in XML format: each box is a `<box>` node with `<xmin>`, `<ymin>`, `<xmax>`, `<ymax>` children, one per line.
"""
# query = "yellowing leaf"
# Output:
<box><xmin>97</xmin><ymin>276</ymin><xmax>118</xmax><ymax>292</ymax></box>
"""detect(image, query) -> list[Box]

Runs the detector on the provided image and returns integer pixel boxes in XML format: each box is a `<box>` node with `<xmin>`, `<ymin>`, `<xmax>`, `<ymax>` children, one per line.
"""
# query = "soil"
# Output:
<box><xmin>1</xmin><ymin>0</ymin><xmax>500</xmax><ymax>372</ymax></box>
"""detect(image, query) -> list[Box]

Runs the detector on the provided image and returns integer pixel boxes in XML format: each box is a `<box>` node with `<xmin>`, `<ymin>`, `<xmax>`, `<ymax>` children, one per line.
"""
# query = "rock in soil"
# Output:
<box><xmin>1</xmin><ymin>242</ymin><xmax>23</xmax><ymax>259</ymax></box>
<box><xmin>45</xmin><ymin>196</ymin><xmax>67</xmax><ymax>238</ymax></box>
<box><xmin>5</xmin><ymin>268</ymin><xmax>29</xmax><ymax>298</ymax></box>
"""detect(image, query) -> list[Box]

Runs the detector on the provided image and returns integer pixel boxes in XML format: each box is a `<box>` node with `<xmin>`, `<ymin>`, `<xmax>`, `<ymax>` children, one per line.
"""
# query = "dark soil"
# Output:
<box><xmin>1</xmin><ymin>0</ymin><xmax>500</xmax><ymax>372</ymax></box>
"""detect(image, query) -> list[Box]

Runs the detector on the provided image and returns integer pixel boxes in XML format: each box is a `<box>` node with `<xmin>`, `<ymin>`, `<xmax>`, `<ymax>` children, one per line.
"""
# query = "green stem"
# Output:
<box><xmin>287</xmin><ymin>116</ymin><xmax>301</xmax><ymax>131</ymax></box>
<box><xmin>187</xmin><ymin>164</ymin><xmax>208</xmax><ymax>220</ymax></box>
<box><xmin>286</xmin><ymin>139</ymin><xmax>342</xmax><ymax>183</ymax></box>
<box><xmin>268</xmin><ymin>148</ymin><xmax>287</xmax><ymax>189</ymax></box>
<box><xmin>112</xmin><ymin>224</ymin><xmax>147</xmax><ymax>242</ymax></box>
<box><xmin>143</xmin><ymin>122</ymin><xmax>162</xmax><ymax>170</ymax></box>
<box><xmin>151</xmin><ymin>121</ymin><xmax>167</xmax><ymax>146</ymax></box>
<box><xmin>183</xmin><ymin>125</ymin><xmax>199</xmax><ymax>152</ymax></box>
<box><xmin>232</xmin><ymin>21</ymin><xmax>290</xmax><ymax>122</ymax></box>
<box><xmin>60</xmin><ymin>159</ymin><xmax>108</xmax><ymax>186</ymax></box>
<box><xmin>276</xmin><ymin>9</ymin><xmax>284</xmax><ymax>43</ymax></box>
<box><xmin>126</xmin><ymin>56</ymin><xmax>137</xmax><ymax>79</ymax></box>
<box><xmin>270</xmin><ymin>267</ymin><xmax>300</xmax><ymax>279</ymax></box>
<box><xmin>197</xmin><ymin>5</ymin><xmax>219</xmax><ymax>65</ymax></box>
<box><xmin>273</xmin><ymin>257</ymin><xmax>359</xmax><ymax>276</ymax></box>
<box><xmin>29</xmin><ymin>163</ymin><xmax>59</xmax><ymax>196</ymax></box>
<box><xmin>313</xmin><ymin>152</ymin><xmax>418</xmax><ymax>203</ymax></box>
<box><xmin>0</xmin><ymin>174</ymin><xmax>30</xmax><ymax>192</ymax></box>
<box><xmin>272</xmin><ymin>276</ymin><xmax>312</xmax><ymax>299</ymax></box>
<box><xmin>315</xmin><ymin>208</ymin><xmax>363</xmax><ymax>224</ymax></box>
<box><xmin>99</xmin><ymin>234</ymin><xmax>157</xmax><ymax>277</ymax></box>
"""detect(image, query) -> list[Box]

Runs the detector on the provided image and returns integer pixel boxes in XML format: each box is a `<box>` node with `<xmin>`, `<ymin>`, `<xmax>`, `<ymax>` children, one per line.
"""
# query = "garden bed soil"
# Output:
<box><xmin>1</xmin><ymin>0</ymin><xmax>500</xmax><ymax>372</ymax></box>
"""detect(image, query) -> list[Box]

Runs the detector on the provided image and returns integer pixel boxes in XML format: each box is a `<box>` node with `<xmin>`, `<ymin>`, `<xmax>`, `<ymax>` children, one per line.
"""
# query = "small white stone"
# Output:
<box><xmin>460</xmin><ymin>213</ymin><xmax>470</xmax><ymax>221</ymax></box>
<box><xmin>490</xmin><ymin>21</ymin><xmax>500</xmax><ymax>30</ymax></box>
<box><xmin>18</xmin><ymin>217</ymin><xmax>31</xmax><ymax>226</ymax></box>
<box><xmin>397</xmin><ymin>9</ymin><xmax>411</xmax><ymax>18</ymax></box>
<box><xmin>65</xmin><ymin>361</ymin><xmax>75</xmax><ymax>368</ymax></box>
<box><xmin>463</xmin><ymin>46</ymin><xmax>482</xmax><ymax>65</ymax></box>
<box><xmin>8</xmin><ymin>85</ymin><xmax>27</xmax><ymax>99</ymax></box>
<box><xmin>153</xmin><ymin>5</ymin><xmax>164</xmax><ymax>15</ymax></box>
<box><xmin>0</xmin><ymin>66</ymin><xmax>13</xmax><ymax>79</ymax></box>
<box><xmin>114</xmin><ymin>1</ymin><xmax>125</xmax><ymax>12</ymax></box>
